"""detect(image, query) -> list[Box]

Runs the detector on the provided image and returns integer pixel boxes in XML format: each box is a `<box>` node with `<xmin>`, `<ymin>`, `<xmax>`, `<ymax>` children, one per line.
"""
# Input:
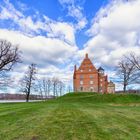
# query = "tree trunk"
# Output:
<box><xmin>26</xmin><ymin>87</ymin><xmax>30</xmax><ymax>102</ymax></box>
<box><xmin>123</xmin><ymin>85</ymin><xmax>126</xmax><ymax>93</ymax></box>
<box><xmin>26</xmin><ymin>92</ymin><xmax>30</xmax><ymax>102</ymax></box>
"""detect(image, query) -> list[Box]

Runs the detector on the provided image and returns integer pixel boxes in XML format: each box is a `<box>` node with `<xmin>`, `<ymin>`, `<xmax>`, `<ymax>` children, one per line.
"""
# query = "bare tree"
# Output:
<box><xmin>0</xmin><ymin>73</ymin><xmax>14</xmax><ymax>91</ymax></box>
<box><xmin>0</xmin><ymin>40</ymin><xmax>21</xmax><ymax>89</ymax></box>
<box><xmin>67</xmin><ymin>85</ymin><xmax>72</xmax><ymax>93</ymax></box>
<box><xmin>36</xmin><ymin>77</ymin><xmax>65</xmax><ymax>98</ymax></box>
<box><xmin>20</xmin><ymin>63</ymin><xmax>37</xmax><ymax>102</ymax></box>
<box><xmin>40</xmin><ymin>78</ymin><xmax>47</xmax><ymax>98</ymax></box>
<box><xmin>116</xmin><ymin>56</ymin><xmax>139</xmax><ymax>92</ymax></box>
<box><xmin>36</xmin><ymin>79</ymin><xmax>44</xmax><ymax>99</ymax></box>
<box><xmin>37</xmin><ymin>77</ymin><xmax>52</xmax><ymax>99</ymax></box>
<box><xmin>46</xmin><ymin>78</ymin><xmax>52</xmax><ymax>97</ymax></box>
<box><xmin>124</xmin><ymin>52</ymin><xmax>140</xmax><ymax>84</ymax></box>
<box><xmin>58</xmin><ymin>81</ymin><xmax>65</xmax><ymax>96</ymax></box>
<box><xmin>52</xmin><ymin>77</ymin><xmax>59</xmax><ymax>97</ymax></box>
<box><xmin>125</xmin><ymin>52</ymin><xmax>140</xmax><ymax>71</ymax></box>
<box><xmin>0</xmin><ymin>39</ymin><xmax>21</xmax><ymax>72</ymax></box>
<box><xmin>40</xmin><ymin>78</ymin><xmax>48</xmax><ymax>99</ymax></box>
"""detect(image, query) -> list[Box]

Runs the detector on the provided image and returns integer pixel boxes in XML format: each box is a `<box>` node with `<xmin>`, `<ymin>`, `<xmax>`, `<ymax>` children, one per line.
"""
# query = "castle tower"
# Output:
<box><xmin>73</xmin><ymin>53</ymin><xmax>115</xmax><ymax>93</ymax></box>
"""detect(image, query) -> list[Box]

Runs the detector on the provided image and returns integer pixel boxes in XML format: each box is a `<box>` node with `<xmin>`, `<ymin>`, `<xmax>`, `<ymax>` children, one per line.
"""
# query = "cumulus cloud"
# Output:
<box><xmin>84</xmin><ymin>0</ymin><xmax>140</xmax><ymax>67</ymax></box>
<box><xmin>0</xmin><ymin>29</ymin><xmax>78</xmax><ymax>93</ymax></box>
<box><xmin>0</xmin><ymin>0</ymin><xmax>76</xmax><ymax>44</ymax></box>
<box><xmin>0</xmin><ymin>29</ymin><xmax>78</xmax><ymax>66</ymax></box>
<box><xmin>1</xmin><ymin>0</ymin><xmax>140</xmax><ymax>92</ymax></box>
<box><xmin>0</xmin><ymin>0</ymin><xmax>24</xmax><ymax>20</ymax></box>
<box><xmin>47</xmin><ymin>21</ymin><xmax>75</xmax><ymax>45</ymax></box>
<box><xmin>58</xmin><ymin>0</ymin><xmax>87</xmax><ymax>29</ymax></box>
<box><xmin>0</xmin><ymin>0</ymin><xmax>80</xmax><ymax>93</ymax></box>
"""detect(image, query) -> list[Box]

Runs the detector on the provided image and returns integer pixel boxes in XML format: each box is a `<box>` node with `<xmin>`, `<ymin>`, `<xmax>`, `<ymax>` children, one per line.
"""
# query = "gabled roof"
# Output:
<box><xmin>77</xmin><ymin>53</ymin><xmax>97</xmax><ymax>72</ymax></box>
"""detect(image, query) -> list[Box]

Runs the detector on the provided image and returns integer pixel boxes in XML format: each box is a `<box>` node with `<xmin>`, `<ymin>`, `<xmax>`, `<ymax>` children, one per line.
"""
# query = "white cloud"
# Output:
<box><xmin>47</xmin><ymin>22</ymin><xmax>75</xmax><ymax>45</ymax></box>
<box><xmin>58</xmin><ymin>0</ymin><xmax>74</xmax><ymax>5</ymax></box>
<box><xmin>2</xmin><ymin>0</ymin><xmax>140</xmax><ymax>92</ymax></box>
<box><xmin>84</xmin><ymin>0</ymin><xmax>140</xmax><ymax>67</ymax></box>
<box><xmin>0</xmin><ymin>29</ymin><xmax>78</xmax><ymax>65</ymax></box>
<box><xmin>0</xmin><ymin>0</ymin><xmax>23</xmax><ymax>20</ymax></box>
<box><xmin>0</xmin><ymin>0</ymin><xmax>80</xmax><ymax>93</ymax></box>
<box><xmin>0</xmin><ymin>0</ymin><xmax>76</xmax><ymax>44</ymax></box>
<box><xmin>58</xmin><ymin>0</ymin><xmax>87</xmax><ymax>29</ymax></box>
<box><xmin>0</xmin><ymin>29</ymin><xmax>78</xmax><ymax>93</ymax></box>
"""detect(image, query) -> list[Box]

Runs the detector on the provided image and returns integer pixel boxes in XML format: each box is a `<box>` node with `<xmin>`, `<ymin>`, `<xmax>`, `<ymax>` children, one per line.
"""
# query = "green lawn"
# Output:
<box><xmin>0</xmin><ymin>93</ymin><xmax>140</xmax><ymax>140</ymax></box>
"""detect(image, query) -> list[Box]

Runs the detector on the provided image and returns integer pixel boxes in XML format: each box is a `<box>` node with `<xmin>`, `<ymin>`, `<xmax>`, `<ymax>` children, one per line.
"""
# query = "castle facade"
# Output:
<box><xmin>73</xmin><ymin>54</ymin><xmax>115</xmax><ymax>93</ymax></box>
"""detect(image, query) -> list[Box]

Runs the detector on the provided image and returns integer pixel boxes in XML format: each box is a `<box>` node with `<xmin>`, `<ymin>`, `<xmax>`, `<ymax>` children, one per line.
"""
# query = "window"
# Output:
<box><xmin>90</xmin><ymin>75</ymin><xmax>93</xmax><ymax>79</ymax></box>
<box><xmin>80</xmin><ymin>87</ymin><xmax>83</xmax><ymax>91</ymax></box>
<box><xmin>100</xmin><ymin>79</ymin><xmax>102</xmax><ymax>82</ymax></box>
<box><xmin>100</xmin><ymin>83</ymin><xmax>102</xmax><ymax>87</ymax></box>
<box><xmin>80</xmin><ymin>81</ymin><xmax>83</xmax><ymax>85</ymax></box>
<box><xmin>90</xmin><ymin>81</ymin><xmax>93</xmax><ymax>84</ymax></box>
<box><xmin>99</xmin><ymin>87</ymin><xmax>102</xmax><ymax>90</ymax></box>
<box><xmin>80</xmin><ymin>69</ymin><xmax>83</xmax><ymax>72</ymax></box>
<box><xmin>80</xmin><ymin>75</ymin><xmax>83</xmax><ymax>79</ymax></box>
<box><xmin>90</xmin><ymin>87</ymin><xmax>93</xmax><ymax>92</ymax></box>
<box><xmin>89</xmin><ymin>69</ymin><xmax>91</xmax><ymax>72</ymax></box>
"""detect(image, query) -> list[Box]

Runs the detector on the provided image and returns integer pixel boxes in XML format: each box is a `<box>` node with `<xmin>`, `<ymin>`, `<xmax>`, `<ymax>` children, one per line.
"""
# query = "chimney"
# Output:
<box><xmin>85</xmin><ymin>53</ymin><xmax>88</xmax><ymax>58</ymax></box>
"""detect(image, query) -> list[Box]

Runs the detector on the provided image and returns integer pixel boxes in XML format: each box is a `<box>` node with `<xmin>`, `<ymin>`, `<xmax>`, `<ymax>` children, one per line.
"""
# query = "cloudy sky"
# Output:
<box><xmin>0</xmin><ymin>0</ymin><xmax>140</xmax><ymax>92</ymax></box>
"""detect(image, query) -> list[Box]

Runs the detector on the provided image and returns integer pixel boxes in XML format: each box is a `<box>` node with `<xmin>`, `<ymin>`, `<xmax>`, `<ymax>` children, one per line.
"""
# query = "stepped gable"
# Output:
<box><xmin>77</xmin><ymin>53</ymin><xmax>97</xmax><ymax>73</ymax></box>
<box><xmin>73</xmin><ymin>53</ymin><xmax>115</xmax><ymax>93</ymax></box>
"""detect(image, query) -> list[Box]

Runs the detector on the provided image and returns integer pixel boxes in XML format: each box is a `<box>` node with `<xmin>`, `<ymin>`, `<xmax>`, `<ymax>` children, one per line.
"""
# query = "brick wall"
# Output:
<box><xmin>73</xmin><ymin>54</ymin><xmax>115</xmax><ymax>93</ymax></box>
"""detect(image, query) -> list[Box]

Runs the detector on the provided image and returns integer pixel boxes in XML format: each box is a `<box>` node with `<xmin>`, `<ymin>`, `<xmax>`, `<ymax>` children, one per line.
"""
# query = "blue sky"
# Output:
<box><xmin>0</xmin><ymin>0</ymin><xmax>140</xmax><ymax>92</ymax></box>
<box><xmin>0</xmin><ymin>0</ymin><xmax>108</xmax><ymax>48</ymax></box>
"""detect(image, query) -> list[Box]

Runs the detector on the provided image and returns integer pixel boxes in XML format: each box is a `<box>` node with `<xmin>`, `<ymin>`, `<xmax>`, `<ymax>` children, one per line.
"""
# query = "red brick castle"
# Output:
<box><xmin>73</xmin><ymin>54</ymin><xmax>115</xmax><ymax>93</ymax></box>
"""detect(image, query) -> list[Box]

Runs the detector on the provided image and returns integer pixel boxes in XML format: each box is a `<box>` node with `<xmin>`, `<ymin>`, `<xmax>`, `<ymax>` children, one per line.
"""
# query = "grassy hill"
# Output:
<box><xmin>0</xmin><ymin>93</ymin><xmax>140</xmax><ymax>140</ymax></box>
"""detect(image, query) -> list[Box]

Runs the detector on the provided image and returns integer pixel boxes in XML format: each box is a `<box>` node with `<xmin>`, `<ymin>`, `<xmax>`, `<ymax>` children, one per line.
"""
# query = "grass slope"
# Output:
<box><xmin>0</xmin><ymin>93</ymin><xmax>140</xmax><ymax>140</ymax></box>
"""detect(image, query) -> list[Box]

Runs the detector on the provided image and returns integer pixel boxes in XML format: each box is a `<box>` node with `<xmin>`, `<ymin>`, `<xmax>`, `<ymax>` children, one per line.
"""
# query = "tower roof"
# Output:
<box><xmin>98</xmin><ymin>67</ymin><xmax>104</xmax><ymax>71</ymax></box>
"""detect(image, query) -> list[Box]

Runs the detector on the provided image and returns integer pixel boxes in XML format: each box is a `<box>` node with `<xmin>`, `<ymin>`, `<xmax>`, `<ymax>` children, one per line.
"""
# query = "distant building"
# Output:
<box><xmin>73</xmin><ymin>53</ymin><xmax>115</xmax><ymax>93</ymax></box>
<box><xmin>107</xmin><ymin>81</ymin><xmax>115</xmax><ymax>93</ymax></box>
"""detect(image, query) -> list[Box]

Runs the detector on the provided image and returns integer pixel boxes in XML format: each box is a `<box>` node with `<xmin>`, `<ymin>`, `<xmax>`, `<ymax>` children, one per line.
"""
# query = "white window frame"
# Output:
<box><xmin>90</xmin><ymin>81</ymin><xmax>93</xmax><ymax>84</ymax></box>
<box><xmin>80</xmin><ymin>81</ymin><xmax>83</xmax><ymax>85</ymax></box>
